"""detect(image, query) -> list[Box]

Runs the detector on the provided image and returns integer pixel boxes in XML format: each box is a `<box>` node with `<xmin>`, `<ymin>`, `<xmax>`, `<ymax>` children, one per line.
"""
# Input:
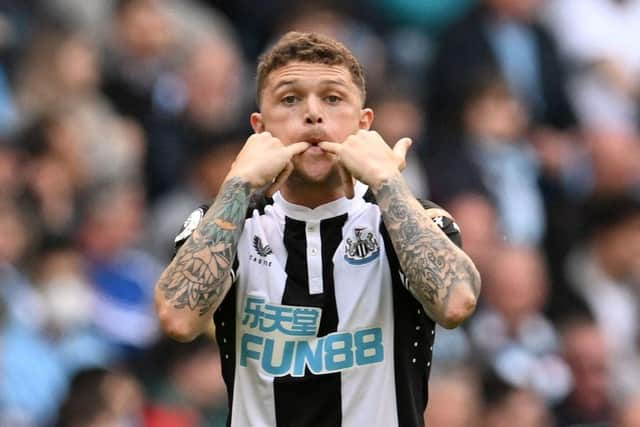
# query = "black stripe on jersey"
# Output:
<box><xmin>273</xmin><ymin>214</ymin><xmax>347</xmax><ymax>427</ymax></box>
<box><xmin>380</xmin><ymin>224</ymin><xmax>436</xmax><ymax>427</ymax></box>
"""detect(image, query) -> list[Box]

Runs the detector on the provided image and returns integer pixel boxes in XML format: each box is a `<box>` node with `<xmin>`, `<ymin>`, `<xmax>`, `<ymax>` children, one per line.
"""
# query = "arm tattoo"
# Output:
<box><xmin>158</xmin><ymin>177</ymin><xmax>251</xmax><ymax>316</ymax></box>
<box><xmin>376</xmin><ymin>176</ymin><xmax>480</xmax><ymax>319</ymax></box>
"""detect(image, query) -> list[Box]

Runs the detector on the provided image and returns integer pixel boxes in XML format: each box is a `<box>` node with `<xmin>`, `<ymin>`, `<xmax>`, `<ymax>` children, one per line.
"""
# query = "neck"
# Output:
<box><xmin>280</xmin><ymin>177</ymin><xmax>346</xmax><ymax>209</ymax></box>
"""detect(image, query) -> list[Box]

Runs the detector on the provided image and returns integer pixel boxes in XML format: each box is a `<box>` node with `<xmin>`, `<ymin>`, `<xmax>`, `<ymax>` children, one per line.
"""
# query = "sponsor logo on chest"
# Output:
<box><xmin>239</xmin><ymin>295</ymin><xmax>384</xmax><ymax>377</ymax></box>
<box><xmin>249</xmin><ymin>235</ymin><xmax>273</xmax><ymax>266</ymax></box>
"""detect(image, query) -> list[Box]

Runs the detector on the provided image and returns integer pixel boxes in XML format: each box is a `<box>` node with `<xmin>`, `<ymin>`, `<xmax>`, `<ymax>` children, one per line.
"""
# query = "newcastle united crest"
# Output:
<box><xmin>344</xmin><ymin>227</ymin><xmax>380</xmax><ymax>265</ymax></box>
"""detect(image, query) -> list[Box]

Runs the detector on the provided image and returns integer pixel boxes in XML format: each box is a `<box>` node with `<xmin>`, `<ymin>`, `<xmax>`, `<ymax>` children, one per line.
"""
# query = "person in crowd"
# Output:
<box><xmin>481</xmin><ymin>369</ymin><xmax>553</xmax><ymax>427</ymax></box>
<box><xmin>423</xmin><ymin>368</ymin><xmax>482</xmax><ymax>427</ymax></box>
<box><xmin>78</xmin><ymin>179</ymin><xmax>162</xmax><ymax>353</ymax></box>
<box><xmin>470</xmin><ymin>245</ymin><xmax>571</xmax><ymax>402</ymax></box>
<box><xmin>143</xmin><ymin>336</ymin><xmax>228</xmax><ymax>427</ymax></box>
<box><xmin>564</xmin><ymin>190</ymin><xmax>640</xmax><ymax>398</ymax></box>
<box><xmin>554</xmin><ymin>316</ymin><xmax>614</xmax><ymax>426</ymax></box>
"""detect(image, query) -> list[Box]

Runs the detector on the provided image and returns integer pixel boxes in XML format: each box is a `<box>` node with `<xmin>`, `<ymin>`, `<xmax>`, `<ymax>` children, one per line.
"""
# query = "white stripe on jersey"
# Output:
<box><xmin>230</xmin><ymin>183</ymin><xmax>398</xmax><ymax>426</ymax></box>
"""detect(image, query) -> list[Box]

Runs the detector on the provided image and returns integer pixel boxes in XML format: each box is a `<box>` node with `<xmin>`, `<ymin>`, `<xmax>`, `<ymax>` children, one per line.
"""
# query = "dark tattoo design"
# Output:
<box><xmin>158</xmin><ymin>177</ymin><xmax>251</xmax><ymax>316</ymax></box>
<box><xmin>376</xmin><ymin>176</ymin><xmax>480</xmax><ymax>322</ymax></box>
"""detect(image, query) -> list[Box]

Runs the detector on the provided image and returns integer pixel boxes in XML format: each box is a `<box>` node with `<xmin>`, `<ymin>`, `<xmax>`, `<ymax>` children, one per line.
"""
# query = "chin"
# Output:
<box><xmin>293</xmin><ymin>155</ymin><xmax>336</xmax><ymax>182</ymax></box>
<box><xmin>291</xmin><ymin>163</ymin><xmax>340</xmax><ymax>187</ymax></box>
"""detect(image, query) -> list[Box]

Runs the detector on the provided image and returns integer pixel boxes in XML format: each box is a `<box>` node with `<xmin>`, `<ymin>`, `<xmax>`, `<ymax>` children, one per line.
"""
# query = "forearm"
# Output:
<box><xmin>155</xmin><ymin>176</ymin><xmax>252</xmax><ymax>341</ymax></box>
<box><xmin>373</xmin><ymin>173</ymin><xmax>481</xmax><ymax>328</ymax></box>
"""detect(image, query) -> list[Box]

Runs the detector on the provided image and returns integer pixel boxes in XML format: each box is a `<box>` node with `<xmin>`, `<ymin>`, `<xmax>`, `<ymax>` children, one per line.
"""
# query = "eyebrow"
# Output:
<box><xmin>273</xmin><ymin>79</ymin><xmax>297</xmax><ymax>91</ymax></box>
<box><xmin>319</xmin><ymin>79</ymin><xmax>348</xmax><ymax>87</ymax></box>
<box><xmin>272</xmin><ymin>78</ymin><xmax>349</xmax><ymax>92</ymax></box>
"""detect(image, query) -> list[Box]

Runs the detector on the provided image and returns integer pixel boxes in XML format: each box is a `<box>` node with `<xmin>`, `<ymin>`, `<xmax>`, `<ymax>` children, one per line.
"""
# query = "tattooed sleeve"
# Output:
<box><xmin>157</xmin><ymin>177</ymin><xmax>251</xmax><ymax>316</ymax></box>
<box><xmin>375</xmin><ymin>175</ymin><xmax>480</xmax><ymax>323</ymax></box>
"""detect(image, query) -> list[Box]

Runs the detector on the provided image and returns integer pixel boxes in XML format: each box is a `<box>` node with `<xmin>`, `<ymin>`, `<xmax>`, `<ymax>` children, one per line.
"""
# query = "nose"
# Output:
<box><xmin>304</xmin><ymin>97</ymin><xmax>323</xmax><ymax>125</ymax></box>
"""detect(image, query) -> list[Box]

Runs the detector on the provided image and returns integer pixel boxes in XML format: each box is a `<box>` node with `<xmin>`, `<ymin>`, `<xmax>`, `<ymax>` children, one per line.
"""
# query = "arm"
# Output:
<box><xmin>154</xmin><ymin>133</ymin><xmax>309</xmax><ymax>341</ymax></box>
<box><xmin>374</xmin><ymin>173</ymin><xmax>481</xmax><ymax>329</ymax></box>
<box><xmin>319</xmin><ymin>130</ymin><xmax>480</xmax><ymax>328</ymax></box>
<box><xmin>154</xmin><ymin>176</ymin><xmax>251</xmax><ymax>342</ymax></box>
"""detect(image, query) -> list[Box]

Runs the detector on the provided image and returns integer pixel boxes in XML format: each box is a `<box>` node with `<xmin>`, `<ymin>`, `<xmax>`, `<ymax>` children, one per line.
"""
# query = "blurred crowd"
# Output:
<box><xmin>1</xmin><ymin>0</ymin><xmax>640</xmax><ymax>426</ymax></box>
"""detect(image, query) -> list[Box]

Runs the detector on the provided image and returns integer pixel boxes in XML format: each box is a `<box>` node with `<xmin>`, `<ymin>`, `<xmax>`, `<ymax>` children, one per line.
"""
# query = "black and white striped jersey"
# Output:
<box><xmin>173</xmin><ymin>183</ymin><xmax>462</xmax><ymax>427</ymax></box>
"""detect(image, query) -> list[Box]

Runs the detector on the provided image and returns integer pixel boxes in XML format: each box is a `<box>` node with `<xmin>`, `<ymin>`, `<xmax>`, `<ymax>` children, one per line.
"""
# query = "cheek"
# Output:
<box><xmin>326</xmin><ymin>108</ymin><xmax>363</xmax><ymax>137</ymax></box>
<box><xmin>261</xmin><ymin>107</ymin><xmax>301</xmax><ymax>135</ymax></box>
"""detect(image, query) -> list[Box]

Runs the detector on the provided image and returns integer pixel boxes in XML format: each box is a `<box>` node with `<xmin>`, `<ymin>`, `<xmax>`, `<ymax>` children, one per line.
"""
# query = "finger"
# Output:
<box><xmin>286</xmin><ymin>141</ymin><xmax>311</xmax><ymax>156</ymax></box>
<box><xmin>338</xmin><ymin>165</ymin><xmax>355</xmax><ymax>199</ymax></box>
<box><xmin>317</xmin><ymin>141</ymin><xmax>341</xmax><ymax>154</ymax></box>
<box><xmin>393</xmin><ymin>137</ymin><xmax>412</xmax><ymax>156</ymax></box>
<box><xmin>266</xmin><ymin>161</ymin><xmax>294</xmax><ymax>197</ymax></box>
<box><xmin>392</xmin><ymin>137</ymin><xmax>412</xmax><ymax>172</ymax></box>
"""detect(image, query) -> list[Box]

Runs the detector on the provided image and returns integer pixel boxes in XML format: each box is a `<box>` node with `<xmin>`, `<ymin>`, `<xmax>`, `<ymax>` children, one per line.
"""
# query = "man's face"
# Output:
<box><xmin>251</xmin><ymin>62</ymin><xmax>372</xmax><ymax>185</ymax></box>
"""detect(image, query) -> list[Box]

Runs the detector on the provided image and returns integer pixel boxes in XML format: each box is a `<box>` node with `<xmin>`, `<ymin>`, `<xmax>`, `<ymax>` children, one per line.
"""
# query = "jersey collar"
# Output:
<box><xmin>273</xmin><ymin>181</ymin><xmax>368</xmax><ymax>222</ymax></box>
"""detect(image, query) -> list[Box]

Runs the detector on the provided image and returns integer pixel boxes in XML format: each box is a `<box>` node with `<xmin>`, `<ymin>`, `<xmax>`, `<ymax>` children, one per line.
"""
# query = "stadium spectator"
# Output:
<box><xmin>615</xmin><ymin>394</ymin><xmax>640</xmax><ymax>427</ymax></box>
<box><xmin>564</xmin><ymin>190</ymin><xmax>640</xmax><ymax>397</ymax></box>
<box><xmin>55</xmin><ymin>367</ymin><xmax>145</xmax><ymax>427</ymax></box>
<box><xmin>554</xmin><ymin>316</ymin><xmax>614</xmax><ymax>425</ymax></box>
<box><xmin>544</xmin><ymin>0</ymin><xmax>640</xmax><ymax>134</ymax></box>
<box><xmin>78</xmin><ymin>180</ymin><xmax>161</xmax><ymax>353</ymax></box>
<box><xmin>481</xmin><ymin>369</ymin><xmax>552</xmax><ymax>427</ymax></box>
<box><xmin>144</xmin><ymin>35</ymin><xmax>250</xmax><ymax>200</ymax></box>
<box><xmin>423</xmin><ymin>369</ymin><xmax>482</xmax><ymax>427</ymax></box>
<box><xmin>470</xmin><ymin>245</ymin><xmax>571</xmax><ymax>402</ymax></box>
<box><xmin>146</xmin><ymin>139</ymin><xmax>243</xmax><ymax>262</ymax></box>
<box><xmin>143</xmin><ymin>336</ymin><xmax>227</xmax><ymax>427</ymax></box>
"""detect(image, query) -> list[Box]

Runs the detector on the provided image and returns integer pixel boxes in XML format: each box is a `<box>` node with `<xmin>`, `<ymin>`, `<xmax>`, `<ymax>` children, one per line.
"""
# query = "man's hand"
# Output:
<box><xmin>228</xmin><ymin>132</ymin><xmax>310</xmax><ymax>191</ymax></box>
<box><xmin>318</xmin><ymin>130</ymin><xmax>412</xmax><ymax>194</ymax></box>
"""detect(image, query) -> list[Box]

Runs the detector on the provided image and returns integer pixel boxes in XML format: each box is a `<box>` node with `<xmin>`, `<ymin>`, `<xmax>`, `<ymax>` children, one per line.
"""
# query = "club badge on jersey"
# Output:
<box><xmin>344</xmin><ymin>227</ymin><xmax>380</xmax><ymax>265</ymax></box>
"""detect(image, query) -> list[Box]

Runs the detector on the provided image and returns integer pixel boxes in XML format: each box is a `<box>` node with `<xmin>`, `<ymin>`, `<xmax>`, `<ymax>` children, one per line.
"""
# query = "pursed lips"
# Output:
<box><xmin>299</xmin><ymin>135</ymin><xmax>329</xmax><ymax>154</ymax></box>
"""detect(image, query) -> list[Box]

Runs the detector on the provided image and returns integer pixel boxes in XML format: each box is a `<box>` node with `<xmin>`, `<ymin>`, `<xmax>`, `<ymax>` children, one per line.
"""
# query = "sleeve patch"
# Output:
<box><xmin>431</xmin><ymin>215</ymin><xmax>463</xmax><ymax>248</ymax></box>
<box><xmin>174</xmin><ymin>207</ymin><xmax>205</xmax><ymax>244</ymax></box>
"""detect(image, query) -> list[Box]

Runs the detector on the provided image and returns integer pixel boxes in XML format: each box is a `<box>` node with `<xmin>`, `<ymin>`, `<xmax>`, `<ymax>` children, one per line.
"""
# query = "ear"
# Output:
<box><xmin>250</xmin><ymin>112</ymin><xmax>265</xmax><ymax>133</ymax></box>
<box><xmin>359</xmin><ymin>108</ymin><xmax>374</xmax><ymax>130</ymax></box>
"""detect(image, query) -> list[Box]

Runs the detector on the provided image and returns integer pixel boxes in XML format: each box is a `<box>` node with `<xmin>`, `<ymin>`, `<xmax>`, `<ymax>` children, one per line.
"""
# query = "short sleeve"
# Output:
<box><xmin>417</xmin><ymin>199</ymin><xmax>463</xmax><ymax>248</ymax></box>
<box><xmin>173</xmin><ymin>205</ymin><xmax>209</xmax><ymax>255</ymax></box>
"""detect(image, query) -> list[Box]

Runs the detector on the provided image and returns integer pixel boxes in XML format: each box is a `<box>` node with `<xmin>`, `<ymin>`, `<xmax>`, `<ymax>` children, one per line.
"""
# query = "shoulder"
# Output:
<box><xmin>364</xmin><ymin>189</ymin><xmax>463</xmax><ymax>248</ymax></box>
<box><xmin>172</xmin><ymin>192</ymin><xmax>275</xmax><ymax>253</ymax></box>
<box><xmin>417</xmin><ymin>199</ymin><xmax>463</xmax><ymax>248</ymax></box>
<box><xmin>174</xmin><ymin>204</ymin><xmax>209</xmax><ymax>247</ymax></box>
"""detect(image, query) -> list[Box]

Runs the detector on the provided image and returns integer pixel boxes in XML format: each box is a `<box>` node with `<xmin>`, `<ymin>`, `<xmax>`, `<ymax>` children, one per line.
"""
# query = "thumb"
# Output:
<box><xmin>393</xmin><ymin>137</ymin><xmax>412</xmax><ymax>158</ymax></box>
<box><xmin>287</xmin><ymin>141</ymin><xmax>312</xmax><ymax>156</ymax></box>
<box><xmin>393</xmin><ymin>137</ymin><xmax>412</xmax><ymax>171</ymax></box>
<box><xmin>317</xmin><ymin>141</ymin><xmax>341</xmax><ymax>154</ymax></box>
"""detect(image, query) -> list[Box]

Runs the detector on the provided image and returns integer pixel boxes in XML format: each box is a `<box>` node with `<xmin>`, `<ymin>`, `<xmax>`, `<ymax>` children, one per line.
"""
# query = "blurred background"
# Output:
<box><xmin>1</xmin><ymin>0</ymin><xmax>640</xmax><ymax>426</ymax></box>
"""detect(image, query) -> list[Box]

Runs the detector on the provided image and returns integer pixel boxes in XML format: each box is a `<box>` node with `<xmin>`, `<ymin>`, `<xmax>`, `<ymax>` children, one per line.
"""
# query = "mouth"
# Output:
<box><xmin>305</xmin><ymin>144</ymin><xmax>325</xmax><ymax>155</ymax></box>
<box><xmin>298</xmin><ymin>135</ymin><xmax>327</xmax><ymax>155</ymax></box>
<box><xmin>305</xmin><ymin>137</ymin><xmax>324</xmax><ymax>145</ymax></box>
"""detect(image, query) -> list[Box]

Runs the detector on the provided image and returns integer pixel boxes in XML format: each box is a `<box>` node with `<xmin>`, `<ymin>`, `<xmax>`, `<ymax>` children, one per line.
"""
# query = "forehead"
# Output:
<box><xmin>265</xmin><ymin>62</ymin><xmax>355</xmax><ymax>90</ymax></box>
